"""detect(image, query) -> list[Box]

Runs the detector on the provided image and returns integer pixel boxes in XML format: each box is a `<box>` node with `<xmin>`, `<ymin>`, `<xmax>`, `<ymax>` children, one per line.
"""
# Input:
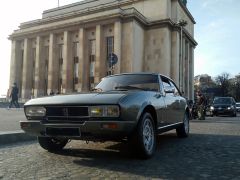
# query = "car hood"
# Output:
<box><xmin>213</xmin><ymin>104</ymin><xmax>231</xmax><ymax>107</ymax></box>
<box><xmin>24</xmin><ymin>92</ymin><xmax>129</xmax><ymax>106</ymax></box>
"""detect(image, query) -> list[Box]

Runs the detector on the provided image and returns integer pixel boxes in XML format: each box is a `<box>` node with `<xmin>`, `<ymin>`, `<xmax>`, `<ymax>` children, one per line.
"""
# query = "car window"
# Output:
<box><xmin>160</xmin><ymin>76</ymin><xmax>180</xmax><ymax>96</ymax></box>
<box><xmin>169</xmin><ymin>81</ymin><xmax>180</xmax><ymax>96</ymax></box>
<box><xmin>213</xmin><ymin>98</ymin><xmax>232</xmax><ymax>104</ymax></box>
<box><xmin>95</xmin><ymin>74</ymin><xmax>159</xmax><ymax>92</ymax></box>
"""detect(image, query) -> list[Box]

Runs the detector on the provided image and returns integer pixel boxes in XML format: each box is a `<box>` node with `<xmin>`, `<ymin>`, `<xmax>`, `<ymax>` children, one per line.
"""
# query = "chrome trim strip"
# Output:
<box><xmin>45</xmin><ymin>106</ymin><xmax>89</xmax><ymax>108</ymax></box>
<box><xmin>47</xmin><ymin>116</ymin><xmax>90</xmax><ymax>118</ymax></box>
<box><xmin>157</xmin><ymin>122</ymin><xmax>182</xmax><ymax>130</ymax></box>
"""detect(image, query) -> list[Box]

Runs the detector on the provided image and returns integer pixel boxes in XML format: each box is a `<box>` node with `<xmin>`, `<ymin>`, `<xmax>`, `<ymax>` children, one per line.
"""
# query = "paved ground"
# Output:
<box><xmin>0</xmin><ymin>115</ymin><xmax>240</xmax><ymax>179</ymax></box>
<box><xmin>0</xmin><ymin>108</ymin><xmax>25</xmax><ymax>132</ymax></box>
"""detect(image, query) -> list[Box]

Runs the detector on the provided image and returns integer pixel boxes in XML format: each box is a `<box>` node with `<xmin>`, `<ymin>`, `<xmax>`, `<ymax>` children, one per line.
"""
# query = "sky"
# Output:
<box><xmin>0</xmin><ymin>0</ymin><xmax>239</xmax><ymax>96</ymax></box>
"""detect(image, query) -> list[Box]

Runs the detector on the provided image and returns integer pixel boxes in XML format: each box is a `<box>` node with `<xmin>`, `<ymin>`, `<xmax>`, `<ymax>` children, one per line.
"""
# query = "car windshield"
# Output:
<box><xmin>213</xmin><ymin>98</ymin><xmax>232</xmax><ymax>105</ymax></box>
<box><xmin>94</xmin><ymin>74</ymin><xmax>159</xmax><ymax>92</ymax></box>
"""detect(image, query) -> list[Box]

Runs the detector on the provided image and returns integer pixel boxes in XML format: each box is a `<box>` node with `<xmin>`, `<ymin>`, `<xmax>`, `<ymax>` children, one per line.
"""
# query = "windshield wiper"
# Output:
<box><xmin>114</xmin><ymin>86</ymin><xmax>145</xmax><ymax>91</ymax></box>
<box><xmin>91</xmin><ymin>88</ymin><xmax>103</xmax><ymax>92</ymax></box>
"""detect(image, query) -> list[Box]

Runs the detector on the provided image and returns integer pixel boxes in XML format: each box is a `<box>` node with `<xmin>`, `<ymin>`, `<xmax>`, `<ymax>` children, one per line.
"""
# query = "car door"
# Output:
<box><xmin>153</xmin><ymin>75</ymin><xmax>167</xmax><ymax>127</ymax></box>
<box><xmin>160</xmin><ymin>76</ymin><xmax>183</xmax><ymax>124</ymax></box>
<box><xmin>169</xmin><ymin>80</ymin><xmax>186</xmax><ymax>122</ymax></box>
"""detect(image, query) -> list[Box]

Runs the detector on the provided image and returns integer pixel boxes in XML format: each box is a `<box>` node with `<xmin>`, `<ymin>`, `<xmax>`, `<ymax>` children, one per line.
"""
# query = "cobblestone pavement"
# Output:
<box><xmin>0</xmin><ymin>108</ymin><xmax>25</xmax><ymax>132</ymax></box>
<box><xmin>0</xmin><ymin>115</ymin><xmax>240</xmax><ymax>180</ymax></box>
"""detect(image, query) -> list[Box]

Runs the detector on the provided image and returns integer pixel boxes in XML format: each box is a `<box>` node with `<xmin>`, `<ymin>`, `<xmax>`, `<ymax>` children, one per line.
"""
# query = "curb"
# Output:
<box><xmin>0</xmin><ymin>131</ymin><xmax>36</xmax><ymax>145</ymax></box>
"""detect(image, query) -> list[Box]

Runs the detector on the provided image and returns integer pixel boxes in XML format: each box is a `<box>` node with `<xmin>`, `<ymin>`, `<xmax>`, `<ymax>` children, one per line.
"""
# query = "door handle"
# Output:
<box><xmin>154</xmin><ymin>93</ymin><xmax>162</xmax><ymax>98</ymax></box>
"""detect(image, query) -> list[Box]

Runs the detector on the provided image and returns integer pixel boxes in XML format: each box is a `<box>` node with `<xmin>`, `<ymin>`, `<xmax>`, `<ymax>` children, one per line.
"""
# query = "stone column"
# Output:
<box><xmin>184</xmin><ymin>42</ymin><xmax>190</xmax><ymax>99</ymax></box>
<box><xmin>48</xmin><ymin>33</ymin><xmax>58</xmax><ymax>94</ymax></box>
<box><xmin>114</xmin><ymin>21</ymin><xmax>122</xmax><ymax>74</ymax></box>
<box><xmin>181</xmin><ymin>38</ymin><xmax>186</xmax><ymax>93</ymax></box>
<box><xmin>189</xmin><ymin>46</ymin><xmax>194</xmax><ymax>100</ymax></box>
<box><xmin>171</xmin><ymin>31</ymin><xmax>180</xmax><ymax>85</ymax></box>
<box><xmin>62</xmin><ymin>31</ymin><xmax>73</xmax><ymax>93</ymax></box>
<box><xmin>9</xmin><ymin>40</ymin><xmax>22</xmax><ymax>95</ymax></box>
<box><xmin>34</xmin><ymin>36</ymin><xmax>45</xmax><ymax>97</ymax></box>
<box><xmin>95</xmin><ymin>25</ymin><xmax>104</xmax><ymax>83</ymax></box>
<box><xmin>79</xmin><ymin>28</ymin><xmax>89</xmax><ymax>92</ymax></box>
<box><xmin>21</xmin><ymin>38</ymin><xmax>33</xmax><ymax>100</ymax></box>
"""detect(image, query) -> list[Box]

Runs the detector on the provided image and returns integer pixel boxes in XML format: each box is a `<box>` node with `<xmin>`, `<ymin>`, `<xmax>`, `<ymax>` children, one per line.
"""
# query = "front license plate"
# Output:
<box><xmin>46</xmin><ymin>127</ymin><xmax>81</xmax><ymax>136</ymax></box>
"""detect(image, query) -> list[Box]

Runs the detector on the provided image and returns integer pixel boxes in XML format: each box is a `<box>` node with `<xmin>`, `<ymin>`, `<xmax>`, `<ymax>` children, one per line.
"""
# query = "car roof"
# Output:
<box><xmin>106</xmin><ymin>72</ymin><xmax>174</xmax><ymax>82</ymax></box>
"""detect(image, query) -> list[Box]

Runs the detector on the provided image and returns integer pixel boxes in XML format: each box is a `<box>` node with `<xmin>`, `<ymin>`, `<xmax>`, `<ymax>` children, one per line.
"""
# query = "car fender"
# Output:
<box><xmin>136</xmin><ymin>102</ymin><xmax>157</xmax><ymax>123</ymax></box>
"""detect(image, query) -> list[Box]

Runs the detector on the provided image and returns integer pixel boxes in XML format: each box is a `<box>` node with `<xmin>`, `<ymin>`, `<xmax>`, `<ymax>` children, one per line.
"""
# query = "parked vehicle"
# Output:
<box><xmin>20</xmin><ymin>73</ymin><xmax>190</xmax><ymax>159</ymax></box>
<box><xmin>210</xmin><ymin>97</ymin><xmax>237</xmax><ymax>117</ymax></box>
<box><xmin>236</xmin><ymin>102</ymin><xmax>240</xmax><ymax>112</ymax></box>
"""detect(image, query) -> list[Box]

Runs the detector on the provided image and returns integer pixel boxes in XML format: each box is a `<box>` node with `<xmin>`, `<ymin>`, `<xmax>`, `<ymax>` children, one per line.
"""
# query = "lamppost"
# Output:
<box><xmin>175</xmin><ymin>19</ymin><xmax>187</xmax><ymax>93</ymax></box>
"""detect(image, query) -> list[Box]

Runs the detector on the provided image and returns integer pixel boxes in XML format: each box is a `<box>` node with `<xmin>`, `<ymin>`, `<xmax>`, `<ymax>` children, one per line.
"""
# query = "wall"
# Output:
<box><xmin>144</xmin><ymin>27</ymin><xmax>171</xmax><ymax>76</ymax></box>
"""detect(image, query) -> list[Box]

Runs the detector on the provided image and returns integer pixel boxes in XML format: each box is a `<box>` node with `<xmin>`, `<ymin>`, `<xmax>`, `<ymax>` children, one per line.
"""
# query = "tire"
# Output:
<box><xmin>130</xmin><ymin>112</ymin><xmax>156</xmax><ymax>159</ymax></box>
<box><xmin>176</xmin><ymin>112</ymin><xmax>189</xmax><ymax>138</ymax></box>
<box><xmin>38</xmin><ymin>137</ymin><xmax>68</xmax><ymax>152</ymax></box>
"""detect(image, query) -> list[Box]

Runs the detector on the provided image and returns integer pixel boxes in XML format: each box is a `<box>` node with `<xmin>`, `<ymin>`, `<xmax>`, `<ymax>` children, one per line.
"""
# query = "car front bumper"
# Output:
<box><xmin>20</xmin><ymin>120</ymin><xmax>136</xmax><ymax>141</ymax></box>
<box><xmin>211</xmin><ymin>109</ymin><xmax>235</xmax><ymax>115</ymax></box>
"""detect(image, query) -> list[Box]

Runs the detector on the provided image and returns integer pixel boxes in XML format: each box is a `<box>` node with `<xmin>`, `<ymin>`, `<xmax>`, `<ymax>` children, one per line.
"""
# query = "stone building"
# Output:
<box><xmin>9</xmin><ymin>0</ymin><xmax>197</xmax><ymax>101</ymax></box>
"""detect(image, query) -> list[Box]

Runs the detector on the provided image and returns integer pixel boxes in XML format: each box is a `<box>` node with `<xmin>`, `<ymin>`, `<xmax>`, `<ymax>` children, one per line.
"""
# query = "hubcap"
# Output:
<box><xmin>143</xmin><ymin>118</ymin><xmax>154</xmax><ymax>153</ymax></box>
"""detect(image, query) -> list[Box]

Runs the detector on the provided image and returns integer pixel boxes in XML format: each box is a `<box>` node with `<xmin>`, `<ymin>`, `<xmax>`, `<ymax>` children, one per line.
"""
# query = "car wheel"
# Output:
<box><xmin>130</xmin><ymin>112</ymin><xmax>156</xmax><ymax>159</ymax></box>
<box><xmin>38</xmin><ymin>137</ymin><xmax>68</xmax><ymax>152</ymax></box>
<box><xmin>176</xmin><ymin>112</ymin><xmax>189</xmax><ymax>138</ymax></box>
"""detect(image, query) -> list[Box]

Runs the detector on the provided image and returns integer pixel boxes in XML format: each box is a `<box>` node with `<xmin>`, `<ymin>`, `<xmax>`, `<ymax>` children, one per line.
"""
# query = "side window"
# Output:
<box><xmin>169</xmin><ymin>81</ymin><xmax>180</xmax><ymax>96</ymax></box>
<box><xmin>161</xmin><ymin>76</ymin><xmax>171</xmax><ymax>88</ymax></box>
<box><xmin>161</xmin><ymin>76</ymin><xmax>173</xmax><ymax>95</ymax></box>
<box><xmin>161</xmin><ymin>76</ymin><xmax>180</xmax><ymax>96</ymax></box>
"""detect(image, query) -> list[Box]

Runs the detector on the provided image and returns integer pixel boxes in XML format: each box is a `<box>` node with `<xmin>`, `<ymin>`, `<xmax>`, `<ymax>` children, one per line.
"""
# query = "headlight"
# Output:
<box><xmin>25</xmin><ymin>106</ymin><xmax>46</xmax><ymax>117</ymax></box>
<box><xmin>227</xmin><ymin>106</ymin><xmax>234</xmax><ymax>110</ymax></box>
<box><xmin>89</xmin><ymin>106</ymin><xmax>120</xmax><ymax>117</ymax></box>
<box><xmin>210</xmin><ymin>106</ymin><xmax>214</xmax><ymax>110</ymax></box>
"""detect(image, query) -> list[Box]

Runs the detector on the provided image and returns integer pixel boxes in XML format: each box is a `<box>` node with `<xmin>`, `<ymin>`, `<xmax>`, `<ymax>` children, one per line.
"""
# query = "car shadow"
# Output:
<box><xmin>49</xmin><ymin>132</ymin><xmax>240</xmax><ymax>179</ymax></box>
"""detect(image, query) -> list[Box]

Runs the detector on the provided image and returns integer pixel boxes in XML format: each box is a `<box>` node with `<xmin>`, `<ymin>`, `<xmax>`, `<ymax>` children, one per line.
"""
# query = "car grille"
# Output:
<box><xmin>45</xmin><ymin>106</ymin><xmax>89</xmax><ymax>123</ymax></box>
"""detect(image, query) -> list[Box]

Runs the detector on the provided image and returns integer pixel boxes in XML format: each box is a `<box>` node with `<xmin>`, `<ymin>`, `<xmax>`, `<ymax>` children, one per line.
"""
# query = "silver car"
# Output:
<box><xmin>20</xmin><ymin>73</ymin><xmax>189</xmax><ymax>159</ymax></box>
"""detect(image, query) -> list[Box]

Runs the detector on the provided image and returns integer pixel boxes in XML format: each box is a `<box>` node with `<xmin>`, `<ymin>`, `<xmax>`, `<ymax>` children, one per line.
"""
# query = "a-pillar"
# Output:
<box><xmin>9</xmin><ymin>40</ymin><xmax>22</xmax><ymax>95</ymax></box>
<box><xmin>22</xmin><ymin>38</ymin><xmax>33</xmax><ymax>100</ymax></box>
<box><xmin>114</xmin><ymin>21</ymin><xmax>122</xmax><ymax>74</ymax></box>
<box><xmin>48</xmin><ymin>33</ymin><xmax>58</xmax><ymax>94</ymax></box>
<box><xmin>95</xmin><ymin>25</ymin><xmax>104</xmax><ymax>83</ymax></box>
<box><xmin>34</xmin><ymin>36</ymin><xmax>45</xmax><ymax>97</ymax></box>
<box><xmin>62</xmin><ymin>31</ymin><xmax>73</xmax><ymax>93</ymax></box>
<box><xmin>79</xmin><ymin>28</ymin><xmax>89</xmax><ymax>92</ymax></box>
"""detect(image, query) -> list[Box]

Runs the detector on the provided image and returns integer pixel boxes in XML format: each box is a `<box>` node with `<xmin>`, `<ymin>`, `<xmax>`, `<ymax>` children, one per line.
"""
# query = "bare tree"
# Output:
<box><xmin>215</xmin><ymin>73</ymin><xmax>230</xmax><ymax>96</ymax></box>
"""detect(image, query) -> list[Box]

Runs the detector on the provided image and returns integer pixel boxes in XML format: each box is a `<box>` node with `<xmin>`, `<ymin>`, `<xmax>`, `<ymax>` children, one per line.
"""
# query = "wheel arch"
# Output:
<box><xmin>137</xmin><ymin>105</ymin><xmax>157</xmax><ymax>128</ymax></box>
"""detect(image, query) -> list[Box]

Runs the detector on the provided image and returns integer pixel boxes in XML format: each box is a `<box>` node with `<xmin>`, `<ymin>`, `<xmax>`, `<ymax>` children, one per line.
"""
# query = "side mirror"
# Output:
<box><xmin>164</xmin><ymin>86</ymin><xmax>175</xmax><ymax>94</ymax></box>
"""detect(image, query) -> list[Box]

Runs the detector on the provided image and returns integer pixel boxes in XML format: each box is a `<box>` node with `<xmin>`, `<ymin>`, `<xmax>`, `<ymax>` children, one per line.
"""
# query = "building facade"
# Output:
<box><xmin>9</xmin><ymin>0</ymin><xmax>197</xmax><ymax>101</ymax></box>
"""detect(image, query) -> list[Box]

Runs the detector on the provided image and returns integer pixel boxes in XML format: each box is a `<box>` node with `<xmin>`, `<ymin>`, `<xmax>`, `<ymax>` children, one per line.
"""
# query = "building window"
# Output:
<box><xmin>106</xmin><ymin>36</ymin><xmax>114</xmax><ymax>56</ymax></box>
<box><xmin>106</xmin><ymin>36</ymin><xmax>114</xmax><ymax>75</ymax></box>
<box><xmin>44</xmin><ymin>46</ymin><xmax>49</xmax><ymax>95</ymax></box>
<box><xmin>32</xmin><ymin>48</ymin><xmax>36</xmax><ymax>97</ymax></box>
<box><xmin>73</xmin><ymin>42</ymin><xmax>79</xmax><ymax>91</ymax></box>
<box><xmin>58</xmin><ymin>44</ymin><xmax>64</xmax><ymax>93</ymax></box>
<box><xmin>89</xmin><ymin>40</ymin><xmax>96</xmax><ymax>89</ymax></box>
<box><xmin>19</xmin><ymin>50</ymin><xmax>24</xmax><ymax>98</ymax></box>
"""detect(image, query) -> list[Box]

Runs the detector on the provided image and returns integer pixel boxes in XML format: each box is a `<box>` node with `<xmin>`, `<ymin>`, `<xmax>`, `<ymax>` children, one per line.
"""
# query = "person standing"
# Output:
<box><xmin>8</xmin><ymin>82</ymin><xmax>20</xmax><ymax>108</ymax></box>
<box><xmin>196</xmin><ymin>91</ymin><xmax>205</xmax><ymax>120</ymax></box>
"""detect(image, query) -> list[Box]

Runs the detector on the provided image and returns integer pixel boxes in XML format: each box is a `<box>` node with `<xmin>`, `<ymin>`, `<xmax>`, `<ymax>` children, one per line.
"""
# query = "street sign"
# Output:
<box><xmin>108</xmin><ymin>53</ymin><xmax>118</xmax><ymax>67</ymax></box>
